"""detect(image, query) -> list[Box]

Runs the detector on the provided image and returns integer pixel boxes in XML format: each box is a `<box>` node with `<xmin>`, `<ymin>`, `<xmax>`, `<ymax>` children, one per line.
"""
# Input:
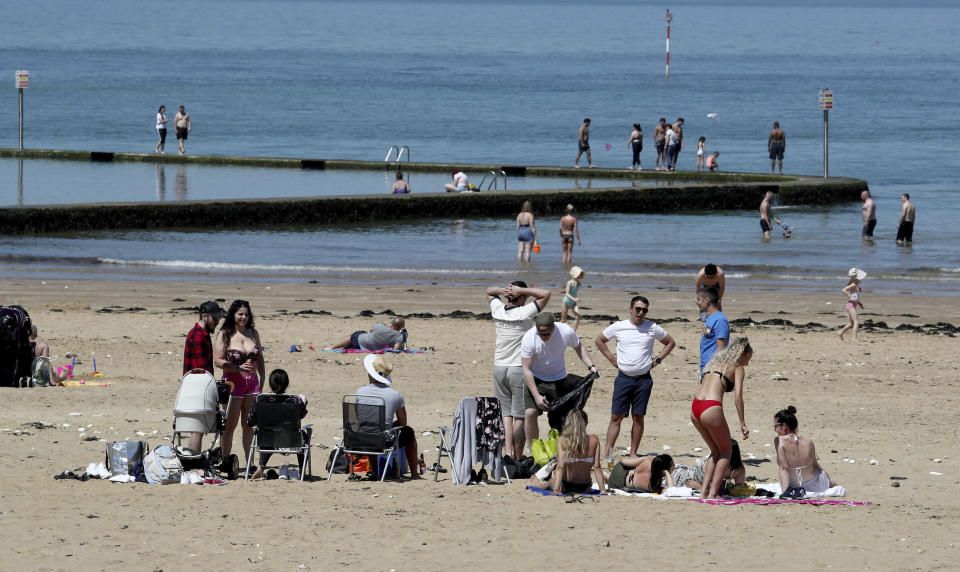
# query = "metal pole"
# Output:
<box><xmin>665</xmin><ymin>10</ymin><xmax>672</xmax><ymax>80</ymax></box>
<box><xmin>18</xmin><ymin>87</ymin><xmax>23</xmax><ymax>151</ymax></box>
<box><xmin>823</xmin><ymin>109</ymin><xmax>829</xmax><ymax>178</ymax></box>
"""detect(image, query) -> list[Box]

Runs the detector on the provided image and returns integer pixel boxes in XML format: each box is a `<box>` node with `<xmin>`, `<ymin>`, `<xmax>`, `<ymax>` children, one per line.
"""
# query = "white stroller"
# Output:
<box><xmin>172</xmin><ymin>369</ymin><xmax>240</xmax><ymax>479</ymax></box>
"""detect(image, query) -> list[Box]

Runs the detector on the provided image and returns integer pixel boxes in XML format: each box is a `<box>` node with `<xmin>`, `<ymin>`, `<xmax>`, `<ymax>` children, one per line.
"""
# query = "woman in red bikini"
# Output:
<box><xmin>214</xmin><ymin>299</ymin><xmax>265</xmax><ymax>465</ymax></box>
<box><xmin>690</xmin><ymin>337</ymin><xmax>752</xmax><ymax>499</ymax></box>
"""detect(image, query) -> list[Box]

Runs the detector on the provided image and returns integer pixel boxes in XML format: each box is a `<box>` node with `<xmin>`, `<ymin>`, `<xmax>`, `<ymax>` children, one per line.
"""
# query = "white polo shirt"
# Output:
<box><xmin>601</xmin><ymin>319</ymin><xmax>668</xmax><ymax>376</ymax></box>
<box><xmin>519</xmin><ymin>322</ymin><xmax>580</xmax><ymax>382</ymax></box>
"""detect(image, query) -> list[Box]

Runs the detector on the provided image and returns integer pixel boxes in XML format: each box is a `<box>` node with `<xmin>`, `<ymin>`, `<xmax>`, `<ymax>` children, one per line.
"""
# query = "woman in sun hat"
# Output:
<box><xmin>838</xmin><ymin>267</ymin><xmax>867</xmax><ymax>342</ymax></box>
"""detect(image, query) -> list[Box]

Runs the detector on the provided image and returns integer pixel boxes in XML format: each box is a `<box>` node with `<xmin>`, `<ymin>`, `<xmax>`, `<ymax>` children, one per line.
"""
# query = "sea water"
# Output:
<box><xmin>0</xmin><ymin>0</ymin><xmax>957</xmax><ymax>292</ymax></box>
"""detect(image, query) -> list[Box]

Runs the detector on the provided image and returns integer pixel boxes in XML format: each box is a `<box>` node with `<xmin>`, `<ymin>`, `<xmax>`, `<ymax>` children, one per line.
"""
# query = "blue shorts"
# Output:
<box><xmin>769</xmin><ymin>143</ymin><xmax>784</xmax><ymax>160</ymax></box>
<box><xmin>862</xmin><ymin>219</ymin><xmax>877</xmax><ymax>237</ymax></box>
<box><xmin>611</xmin><ymin>371</ymin><xmax>653</xmax><ymax>416</ymax></box>
<box><xmin>760</xmin><ymin>219</ymin><xmax>771</xmax><ymax>233</ymax></box>
<box><xmin>349</xmin><ymin>330</ymin><xmax>364</xmax><ymax>349</ymax></box>
<box><xmin>578</xmin><ymin>141</ymin><xmax>590</xmax><ymax>152</ymax></box>
<box><xmin>517</xmin><ymin>226</ymin><xmax>534</xmax><ymax>242</ymax></box>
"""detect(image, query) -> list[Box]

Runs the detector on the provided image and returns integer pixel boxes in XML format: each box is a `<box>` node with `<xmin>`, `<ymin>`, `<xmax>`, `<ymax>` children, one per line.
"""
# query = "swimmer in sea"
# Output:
<box><xmin>559</xmin><ymin>204</ymin><xmax>580</xmax><ymax>264</ymax></box>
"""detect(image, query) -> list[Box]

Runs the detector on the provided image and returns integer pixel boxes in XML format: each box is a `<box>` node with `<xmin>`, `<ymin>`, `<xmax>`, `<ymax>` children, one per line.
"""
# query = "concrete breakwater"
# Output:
<box><xmin>0</xmin><ymin>148</ymin><xmax>867</xmax><ymax>234</ymax></box>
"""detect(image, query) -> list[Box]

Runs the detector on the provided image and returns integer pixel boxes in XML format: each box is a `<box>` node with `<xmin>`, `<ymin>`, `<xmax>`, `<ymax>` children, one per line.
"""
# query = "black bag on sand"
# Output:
<box><xmin>326</xmin><ymin>447</ymin><xmax>349</xmax><ymax>474</ymax></box>
<box><xmin>0</xmin><ymin>305</ymin><xmax>33</xmax><ymax>388</ymax></box>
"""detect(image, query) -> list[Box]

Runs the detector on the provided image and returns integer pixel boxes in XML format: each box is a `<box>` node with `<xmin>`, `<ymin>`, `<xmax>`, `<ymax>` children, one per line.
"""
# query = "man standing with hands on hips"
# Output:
<box><xmin>595</xmin><ymin>296</ymin><xmax>676</xmax><ymax>460</ymax></box>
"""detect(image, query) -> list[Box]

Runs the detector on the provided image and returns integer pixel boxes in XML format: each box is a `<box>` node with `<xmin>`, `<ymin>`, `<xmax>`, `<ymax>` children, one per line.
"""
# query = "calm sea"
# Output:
<box><xmin>0</xmin><ymin>0</ymin><xmax>958</xmax><ymax>294</ymax></box>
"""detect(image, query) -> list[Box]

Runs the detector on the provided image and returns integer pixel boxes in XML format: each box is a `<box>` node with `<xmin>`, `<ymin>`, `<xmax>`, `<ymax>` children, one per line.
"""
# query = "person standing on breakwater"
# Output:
<box><xmin>574</xmin><ymin>118</ymin><xmax>595</xmax><ymax>168</ymax></box>
<box><xmin>654</xmin><ymin>118</ymin><xmax>667</xmax><ymax>170</ymax></box>
<box><xmin>627</xmin><ymin>123</ymin><xmax>643</xmax><ymax>170</ymax></box>
<box><xmin>174</xmin><ymin>105</ymin><xmax>192</xmax><ymax>155</ymax></box>
<box><xmin>444</xmin><ymin>170</ymin><xmax>469</xmax><ymax>193</ymax></box>
<box><xmin>768</xmin><ymin>122</ymin><xmax>786</xmax><ymax>175</ymax></box>
<box><xmin>664</xmin><ymin>123</ymin><xmax>678</xmax><ymax>171</ymax></box>
<box><xmin>671</xmin><ymin>117</ymin><xmax>685</xmax><ymax>168</ymax></box>
<box><xmin>759</xmin><ymin>191</ymin><xmax>783</xmax><ymax>239</ymax></box>
<box><xmin>155</xmin><ymin>105</ymin><xmax>168</xmax><ymax>154</ymax></box>
<box><xmin>391</xmin><ymin>171</ymin><xmax>410</xmax><ymax>194</ymax></box>
<box><xmin>559</xmin><ymin>204</ymin><xmax>580</xmax><ymax>264</ymax></box>
<box><xmin>861</xmin><ymin>190</ymin><xmax>878</xmax><ymax>239</ymax></box>
<box><xmin>516</xmin><ymin>201</ymin><xmax>537</xmax><ymax>262</ymax></box>
<box><xmin>895</xmin><ymin>193</ymin><xmax>914</xmax><ymax>245</ymax></box>
<box><xmin>696</xmin><ymin>136</ymin><xmax>706</xmax><ymax>172</ymax></box>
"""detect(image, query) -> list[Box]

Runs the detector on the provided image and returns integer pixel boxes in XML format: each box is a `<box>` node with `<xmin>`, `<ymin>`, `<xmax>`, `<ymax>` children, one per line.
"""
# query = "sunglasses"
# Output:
<box><xmin>632</xmin><ymin>306</ymin><xmax>649</xmax><ymax>312</ymax></box>
<box><xmin>537</xmin><ymin>329</ymin><xmax>554</xmax><ymax>338</ymax></box>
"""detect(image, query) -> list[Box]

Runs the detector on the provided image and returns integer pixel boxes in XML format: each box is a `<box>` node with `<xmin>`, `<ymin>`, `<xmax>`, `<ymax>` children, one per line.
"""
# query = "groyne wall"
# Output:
<box><xmin>0</xmin><ymin>149</ymin><xmax>867</xmax><ymax>234</ymax></box>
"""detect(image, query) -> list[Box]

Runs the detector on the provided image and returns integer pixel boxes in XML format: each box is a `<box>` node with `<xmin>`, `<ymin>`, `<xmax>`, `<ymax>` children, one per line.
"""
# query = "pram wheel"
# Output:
<box><xmin>224</xmin><ymin>454</ymin><xmax>240</xmax><ymax>480</ymax></box>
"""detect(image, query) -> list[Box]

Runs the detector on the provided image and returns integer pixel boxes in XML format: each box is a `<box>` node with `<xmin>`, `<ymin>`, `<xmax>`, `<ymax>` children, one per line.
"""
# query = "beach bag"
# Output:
<box><xmin>326</xmin><ymin>447</ymin><xmax>349</xmax><ymax>474</ymax></box>
<box><xmin>143</xmin><ymin>445</ymin><xmax>183</xmax><ymax>484</ymax></box>
<box><xmin>531</xmin><ymin>429</ymin><xmax>559</xmax><ymax>467</ymax></box>
<box><xmin>21</xmin><ymin>356</ymin><xmax>54</xmax><ymax>387</ymax></box>
<box><xmin>105</xmin><ymin>440</ymin><xmax>150</xmax><ymax>476</ymax></box>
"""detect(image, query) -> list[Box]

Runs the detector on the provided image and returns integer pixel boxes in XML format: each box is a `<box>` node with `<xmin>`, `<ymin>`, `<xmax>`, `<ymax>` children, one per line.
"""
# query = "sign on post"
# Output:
<box><xmin>819</xmin><ymin>89</ymin><xmax>833</xmax><ymax>178</ymax></box>
<box><xmin>16</xmin><ymin>70</ymin><xmax>29</xmax><ymax>89</ymax></box>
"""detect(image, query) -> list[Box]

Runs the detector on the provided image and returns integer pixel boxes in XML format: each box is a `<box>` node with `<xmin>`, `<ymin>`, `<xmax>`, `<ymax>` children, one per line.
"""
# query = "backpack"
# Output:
<box><xmin>143</xmin><ymin>445</ymin><xmax>183</xmax><ymax>484</ymax></box>
<box><xmin>326</xmin><ymin>447</ymin><xmax>349</xmax><ymax>474</ymax></box>
<box><xmin>530</xmin><ymin>429</ymin><xmax>559</xmax><ymax>467</ymax></box>
<box><xmin>105</xmin><ymin>440</ymin><xmax>150</xmax><ymax>476</ymax></box>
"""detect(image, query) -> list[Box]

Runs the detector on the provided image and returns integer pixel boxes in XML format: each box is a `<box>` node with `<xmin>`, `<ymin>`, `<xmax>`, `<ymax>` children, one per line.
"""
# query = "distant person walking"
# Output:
<box><xmin>653</xmin><ymin>118</ymin><xmax>667</xmax><ymax>170</ymax></box>
<box><xmin>516</xmin><ymin>200</ymin><xmax>537</xmax><ymax>262</ymax></box>
<box><xmin>759</xmin><ymin>191</ymin><xmax>783</xmax><ymax>239</ymax></box>
<box><xmin>627</xmin><ymin>123</ymin><xmax>643</xmax><ymax>170</ymax></box>
<box><xmin>574</xmin><ymin>118</ymin><xmax>594</xmax><ymax>168</ymax></box>
<box><xmin>768</xmin><ymin>122</ymin><xmax>786</xmax><ymax>174</ymax></box>
<box><xmin>391</xmin><ymin>171</ymin><xmax>410</xmax><ymax>194</ymax></box>
<box><xmin>559</xmin><ymin>204</ymin><xmax>580</xmax><ymax>264</ymax></box>
<box><xmin>838</xmin><ymin>267</ymin><xmax>866</xmax><ymax>342</ymax></box>
<box><xmin>671</xmin><ymin>117</ymin><xmax>685</xmax><ymax>168</ymax></box>
<box><xmin>861</xmin><ymin>190</ymin><xmax>877</xmax><ymax>238</ymax></box>
<box><xmin>895</xmin><ymin>193</ymin><xmax>915</xmax><ymax>245</ymax></box>
<box><xmin>696</xmin><ymin>136</ymin><xmax>706</xmax><ymax>172</ymax></box>
<box><xmin>664</xmin><ymin>123</ymin><xmax>678</xmax><ymax>171</ymax></box>
<box><xmin>155</xmin><ymin>105</ymin><xmax>168</xmax><ymax>154</ymax></box>
<box><xmin>174</xmin><ymin>105</ymin><xmax>192</xmax><ymax>155</ymax></box>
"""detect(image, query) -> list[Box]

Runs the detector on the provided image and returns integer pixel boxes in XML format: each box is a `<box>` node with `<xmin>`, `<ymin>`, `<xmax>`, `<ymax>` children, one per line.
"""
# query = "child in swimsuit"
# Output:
<box><xmin>696</xmin><ymin>136</ymin><xmax>706</xmax><ymax>172</ymax></box>
<box><xmin>838</xmin><ymin>267</ymin><xmax>866</xmax><ymax>342</ymax></box>
<box><xmin>561</xmin><ymin>266</ymin><xmax>584</xmax><ymax>331</ymax></box>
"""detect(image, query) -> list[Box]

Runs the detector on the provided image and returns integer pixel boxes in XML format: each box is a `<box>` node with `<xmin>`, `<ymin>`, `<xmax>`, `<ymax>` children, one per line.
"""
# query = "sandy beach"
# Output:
<box><xmin>1</xmin><ymin>276</ymin><xmax>957</xmax><ymax>570</ymax></box>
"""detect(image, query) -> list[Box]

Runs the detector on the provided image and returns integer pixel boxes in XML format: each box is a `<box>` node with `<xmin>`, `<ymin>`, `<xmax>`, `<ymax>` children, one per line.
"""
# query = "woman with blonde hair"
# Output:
<box><xmin>516</xmin><ymin>200</ymin><xmax>537</xmax><ymax>262</ymax></box>
<box><xmin>529</xmin><ymin>410</ymin><xmax>604</xmax><ymax>494</ymax></box>
<box><xmin>690</xmin><ymin>337</ymin><xmax>752</xmax><ymax>499</ymax></box>
<box><xmin>559</xmin><ymin>204</ymin><xmax>580</xmax><ymax>264</ymax></box>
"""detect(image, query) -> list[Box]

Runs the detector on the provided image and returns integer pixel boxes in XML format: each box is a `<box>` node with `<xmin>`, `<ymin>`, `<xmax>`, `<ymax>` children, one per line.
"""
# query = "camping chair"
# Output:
<box><xmin>327</xmin><ymin>394</ymin><xmax>403</xmax><ymax>483</ymax></box>
<box><xmin>244</xmin><ymin>393</ymin><xmax>313</xmax><ymax>483</ymax></box>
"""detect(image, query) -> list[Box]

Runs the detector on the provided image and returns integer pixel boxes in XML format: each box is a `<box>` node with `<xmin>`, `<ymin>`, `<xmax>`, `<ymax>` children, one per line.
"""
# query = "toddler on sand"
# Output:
<box><xmin>562</xmin><ymin>266</ymin><xmax>585</xmax><ymax>331</ymax></box>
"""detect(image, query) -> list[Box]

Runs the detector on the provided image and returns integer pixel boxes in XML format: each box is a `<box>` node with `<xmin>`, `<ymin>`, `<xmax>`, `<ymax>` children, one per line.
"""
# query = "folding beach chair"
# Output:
<box><xmin>327</xmin><ymin>394</ymin><xmax>403</xmax><ymax>483</ymax></box>
<box><xmin>244</xmin><ymin>393</ymin><xmax>313</xmax><ymax>482</ymax></box>
<box><xmin>434</xmin><ymin>397</ymin><xmax>511</xmax><ymax>485</ymax></box>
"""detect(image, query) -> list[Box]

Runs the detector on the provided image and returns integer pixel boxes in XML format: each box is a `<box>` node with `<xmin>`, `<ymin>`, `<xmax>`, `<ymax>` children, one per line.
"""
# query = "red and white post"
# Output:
<box><xmin>665</xmin><ymin>9</ymin><xmax>672</xmax><ymax>80</ymax></box>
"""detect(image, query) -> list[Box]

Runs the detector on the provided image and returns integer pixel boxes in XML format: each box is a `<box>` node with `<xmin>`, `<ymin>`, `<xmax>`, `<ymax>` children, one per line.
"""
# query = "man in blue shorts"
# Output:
<box><xmin>698</xmin><ymin>287</ymin><xmax>729</xmax><ymax>371</ymax></box>
<box><xmin>595</xmin><ymin>295</ymin><xmax>675</xmax><ymax>458</ymax></box>
<box><xmin>768</xmin><ymin>121</ymin><xmax>786</xmax><ymax>175</ymax></box>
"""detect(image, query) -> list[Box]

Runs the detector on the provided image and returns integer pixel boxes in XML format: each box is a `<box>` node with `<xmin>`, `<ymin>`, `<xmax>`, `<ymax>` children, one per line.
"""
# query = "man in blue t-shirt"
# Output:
<box><xmin>698</xmin><ymin>287</ymin><xmax>729</xmax><ymax>370</ymax></box>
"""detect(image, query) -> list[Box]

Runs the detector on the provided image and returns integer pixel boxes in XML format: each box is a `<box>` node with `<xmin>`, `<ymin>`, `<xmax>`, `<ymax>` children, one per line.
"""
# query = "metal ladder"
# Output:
<box><xmin>384</xmin><ymin>145</ymin><xmax>410</xmax><ymax>168</ymax></box>
<box><xmin>478</xmin><ymin>169</ymin><xmax>508</xmax><ymax>191</ymax></box>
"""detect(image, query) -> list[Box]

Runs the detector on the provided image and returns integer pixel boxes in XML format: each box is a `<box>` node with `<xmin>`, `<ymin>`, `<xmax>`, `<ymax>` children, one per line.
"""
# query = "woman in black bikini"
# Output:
<box><xmin>690</xmin><ymin>337</ymin><xmax>752</xmax><ymax>499</ymax></box>
<box><xmin>529</xmin><ymin>410</ymin><xmax>605</xmax><ymax>494</ymax></box>
<box><xmin>214</xmin><ymin>299</ymin><xmax>266</xmax><ymax>465</ymax></box>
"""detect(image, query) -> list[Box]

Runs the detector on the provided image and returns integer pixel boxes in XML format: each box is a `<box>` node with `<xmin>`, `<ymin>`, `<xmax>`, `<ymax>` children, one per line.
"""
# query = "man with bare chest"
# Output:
<box><xmin>768</xmin><ymin>122</ymin><xmax>785</xmax><ymax>174</ymax></box>
<box><xmin>574</xmin><ymin>118</ymin><xmax>594</xmax><ymax>168</ymax></box>
<box><xmin>654</xmin><ymin>118</ymin><xmax>667</xmax><ymax>170</ymax></box>
<box><xmin>759</xmin><ymin>191</ymin><xmax>783</xmax><ymax>239</ymax></box>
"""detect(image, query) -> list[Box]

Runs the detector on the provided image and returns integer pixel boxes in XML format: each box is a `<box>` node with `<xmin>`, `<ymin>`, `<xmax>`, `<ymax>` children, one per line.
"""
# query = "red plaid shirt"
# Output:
<box><xmin>183</xmin><ymin>323</ymin><xmax>213</xmax><ymax>375</ymax></box>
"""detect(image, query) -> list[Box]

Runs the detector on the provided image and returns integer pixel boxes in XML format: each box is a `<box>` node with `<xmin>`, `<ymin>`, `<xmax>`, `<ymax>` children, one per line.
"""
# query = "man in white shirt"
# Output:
<box><xmin>520</xmin><ymin>313</ymin><xmax>598</xmax><ymax>454</ymax></box>
<box><xmin>486</xmin><ymin>281</ymin><xmax>551</xmax><ymax>458</ymax></box>
<box><xmin>594</xmin><ymin>296</ymin><xmax>676</xmax><ymax>458</ymax></box>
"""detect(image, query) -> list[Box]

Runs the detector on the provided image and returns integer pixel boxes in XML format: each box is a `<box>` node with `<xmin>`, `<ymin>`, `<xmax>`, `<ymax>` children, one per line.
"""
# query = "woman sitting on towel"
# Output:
<box><xmin>529</xmin><ymin>410</ymin><xmax>605</xmax><ymax>494</ymax></box>
<box><xmin>671</xmin><ymin>439</ymin><xmax>746</xmax><ymax>490</ymax></box>
<box><xmin>774</xmin><ymin>405</ymin><xmax>836</xmax><ymax>493</ymax></box>
<box><xmin>246</xmin><ymin>369</ymin><xmax>308</xmax><ymax>480</ymax></box>
<box><xmin>691</xmin><ymin>337</ymin><xmax>752</xmax><ymax>499</ymax></box>
<box><xmin>606</xmin><ymin>453</ymin><xmax>674</xmax><ymax>493</ymax></box>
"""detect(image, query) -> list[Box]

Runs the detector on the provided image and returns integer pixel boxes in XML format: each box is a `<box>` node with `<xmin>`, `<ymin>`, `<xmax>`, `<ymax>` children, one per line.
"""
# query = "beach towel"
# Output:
<box><xmin>319</xmin><ymin>348</ymin><xmax>426</xmax><ymax>354</ymax></box>
<box><xmin>526</xmin><ymin>485</ymin><xmax>606</xmax><ymax>497</ymax></box>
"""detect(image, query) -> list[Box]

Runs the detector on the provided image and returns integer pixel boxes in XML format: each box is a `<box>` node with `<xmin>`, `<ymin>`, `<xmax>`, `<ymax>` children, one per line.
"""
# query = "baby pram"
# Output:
<box><xmin>172</xmin><ymin>369</ymin><xmax>240</xmax><ymax>479</ymax></box>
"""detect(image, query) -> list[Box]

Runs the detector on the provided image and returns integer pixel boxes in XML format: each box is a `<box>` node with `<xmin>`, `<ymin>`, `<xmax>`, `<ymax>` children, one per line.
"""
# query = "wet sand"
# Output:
<box><xmin>1</xmin><ymin>277</ymin><xmax>956</xmax><ymax>570</ymax></box>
